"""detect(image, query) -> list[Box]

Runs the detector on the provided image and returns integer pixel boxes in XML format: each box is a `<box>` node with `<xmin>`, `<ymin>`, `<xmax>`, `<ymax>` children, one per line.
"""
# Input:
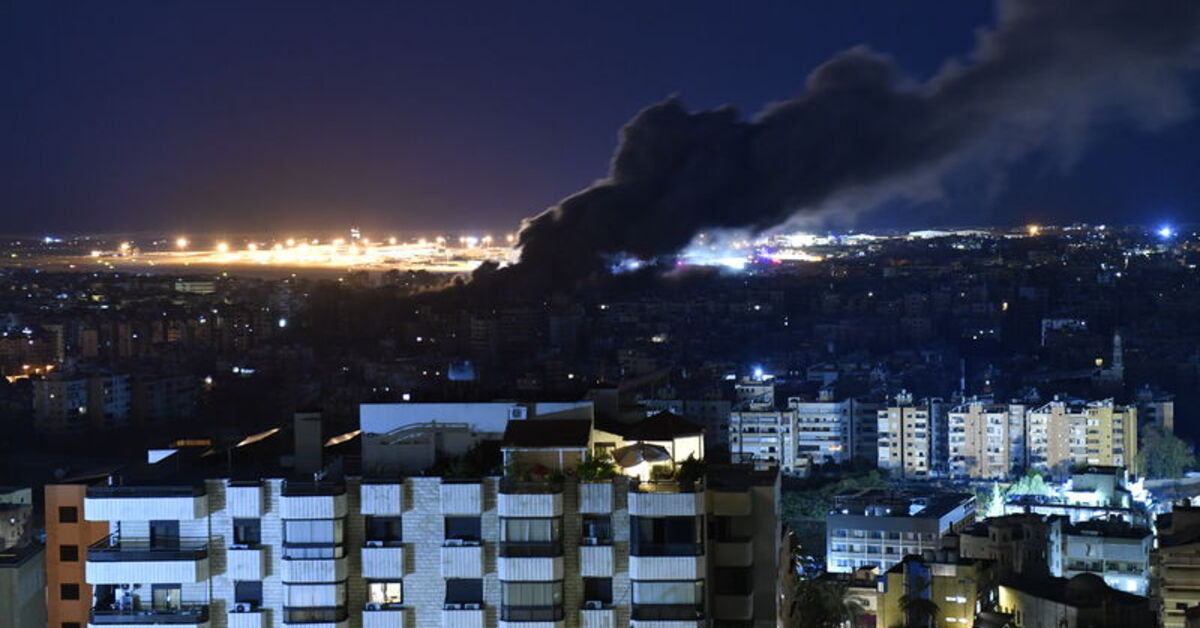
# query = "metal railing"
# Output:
<box><xmin>281</xmin><ymin>480</ymin><xmax>346</xmax><ymax>496</ymax></box>
<box><xmin>499</xmin><ymin>540</ymin><xmax>563</xmax><ymax>558</ymax></box>
<box><xmin>88</xmin><ymin>536</ymin><xmax>208</xmax><ymax>562</ymax></box>
<box><xmin>501</xmin><ymin>605</ymin><xmax>565</xmax><ymax>621</ymax></box>
<box><xmin>90</xmin><ymin>606</ymin><xmax>209</xmax><ymax>624</ymax></box>
<box><xmin>629</xmin><ymin>478</ymin><xmax>705</xmax><ymax>494</ymax></box>
<box><xmin>499</xmin><ymin>477</ymin><xmax>564</xmax><ymax>494</ymax></box>
<box><xmin>630</xmin><ymin>541</ymin><xmax>705</xmax><ymax>557</ymax></box>
<box><xmin>282</xmin><ymin>606</ymin><xmax>349</xmax><ymax>624</ymax></box>
<box><xmin>631</xmin><ymin>604</ymin><xmax>704</xmax><ymax>621</ymax></box>
<box><xmin>86</xmin><ymin>485</ymin><xmax>205</xmax><ymax>498</ymax></box>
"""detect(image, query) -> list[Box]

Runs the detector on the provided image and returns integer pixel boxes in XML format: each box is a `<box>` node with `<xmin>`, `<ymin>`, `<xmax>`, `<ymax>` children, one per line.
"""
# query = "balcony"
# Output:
<box><xmin>442</xmin><ymin>543</ymin><xmax>485</xmax><ymax>578</ymax></box>
<box><xmin>362</xmin><ymin>606</ymin><xmax>406</xmax><ymax>628</ymax></box>
<box><xmin>628</xmin><ymin>483</ymin><xmax>704</xmax><ymax>517</ymax></box>
<box><xmin>282</xmin><ymin>606</ymin><xmax>348</xmax><ymax>626</ymax></box>
<box><xmin>498</xmin><ymin>479</ymin><xmax>563</xmax><ymax>517</ymax></box>
<box><xmin>280</xmin><ymin>481</ymin><xmax>347</xmax><ymax>519</ymax></box>
<box><xmin>713</xmin><ymin>539</ymin><xmax>754</xmax><ymax>567</ymax></box>
<box><xmin>89</xmin><ymin>606</ymin><xmax>209</xmax><ymax>627</ymax></box>
<box><xmin>361</xmin><ymin>482</ymin><xmax>405</xmax><ymax>516</ymax></box>
<box><xmin>362</xmin><ymin>544</ymin><xmax>405</xmax><ymax>579</ymax></box>
<box><xmin>85</xmin><ymin>485</ymin><xmax>208</xmax><ymax>521</ymax></box>
<box><xmin>442</xmin><ymin>607</ymin><xmax>485</xmax><ymax>628</ymax></box>
<box><xmin>630</xmin><ymin>604</ymin><xmax>705</xmax><ymax>627</ymax></box>
<box><xmin>86</xmin><ymin>536</ymin><xmax>210</xmax><ymax>584</ymax></box>
<box><xmin>708</xmin><ymin>490</ymin><xmax>752</xmax><ymax>516</ymax></box>
<box><xmin>500</xmin><ymin>605</ymin><xmax>565</xmax><ymax>627</ymax></box>
<box><xmin>282</xmin><ymin>554</ymin><xmax>348</xmax><ymax>582</ymax></box>
<box><xmin>226</xmin><ymin>481</ymin><xmax>265</xmax><ymax>518</ymax></box>
<box><xmin>227</xmin><ymin>610</ymin><xmax>265</xmax><ymax>628</ymax></box>
<box><xmin>579</xmin><ymin>482</ymin><xmax>614</xmax><ymax>514</ymax></box>
<box><xmin>441</xmin><ymin>482</ymin><xmax>483</xmax><ymax>515</ymax></box>
<box><xmin>579</xmin><ymin>544</ymin><xmax>614</xmax><ymax>577</ymax></box>
<box><xmin>580</xmin><ymin>608</ymin><xmax>617</xmax><ymax>628</ymax></box>
<box><xmin>227</xmin><ymin>546</ymin><xmax>266</xmax><ymax>580</ymax></box>
<box><xmin>629</xmin><ymin>554</ymin><xmax>706</xmax><ymax>580</ymax></box>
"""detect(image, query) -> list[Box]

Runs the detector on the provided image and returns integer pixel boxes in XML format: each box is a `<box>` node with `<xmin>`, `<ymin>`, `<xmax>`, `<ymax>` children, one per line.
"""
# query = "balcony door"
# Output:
<box><xmin>150</xmin><ymin>520</ymin><xmax>180</xmax><ymax>549</ymax></box>
<box><xmin>151</xmin><ymin>584</ymin><xmax>182</xmax><ymax>612</ymax></box>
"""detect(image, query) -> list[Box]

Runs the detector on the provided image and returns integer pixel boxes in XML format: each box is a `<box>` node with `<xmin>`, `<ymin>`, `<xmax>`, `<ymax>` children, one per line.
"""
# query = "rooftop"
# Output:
<box><xmin>502</xmin><ymin>418</ymin><xmax>592</xmax><ymax>449</ymax></box>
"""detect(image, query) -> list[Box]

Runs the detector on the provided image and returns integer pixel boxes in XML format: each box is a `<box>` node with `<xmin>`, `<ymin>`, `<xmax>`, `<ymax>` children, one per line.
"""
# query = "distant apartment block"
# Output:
<box><xmin>825</xmin><ymin>489</ymin><xmax>975</xmax><ymax>574</ymax></box>
<box><xmin>1027</xmin><ymin>399</ymin><xmax>1137</xmax><ymax>476</ymax></box>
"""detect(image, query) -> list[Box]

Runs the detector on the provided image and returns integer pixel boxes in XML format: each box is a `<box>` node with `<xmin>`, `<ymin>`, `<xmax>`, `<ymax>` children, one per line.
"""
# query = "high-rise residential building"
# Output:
<box><xmin>1026</xmin><ymin>399</ymin><xmax>1137</xmax><ymax>477</ymax></box>
<box><xmin>850</xmin><ymin>398</ymin><xmax>882</xmax><ymax>465</ymax></box>
<box><xmin>67</xmin><ymin>401</ymin><xmax>781</xmax><ymax>628</ymax></box>
<box><xmin>33</xmin><ymin>370</ymin><xmax>132</xmax><ymax>432</ymax></box>
<box><xmin>948</xmin><ymin>400</ymin><xmax>1036</xmax><ymax>479</ymax></box>
<box><xmin>1134</xmin><ymin>385</ymin><xmax>1175</xmax><ymax>433</ymax></box>
<box><xmin>46</xmin><ymin>483</ymin><xmax>111</xmax><ymax>628</ymax></box>
<box><xmin>789</xmin><ymin>391</ymin><xmax>853</xmax><ymax>468</ymax></box>
<box><xmin>0</xmin><ymin>486</ymin><xmax>46</xmax><ymax>628</ymax></box>
<box><xmin>877</xmin><ymin>391</ymin><xmax>939</xmax><ymax>478</ymax></box>
<box><xmin>825</xmin><ymin>489</ymin><xmax>975</xmax><ymax>574</ymax></box>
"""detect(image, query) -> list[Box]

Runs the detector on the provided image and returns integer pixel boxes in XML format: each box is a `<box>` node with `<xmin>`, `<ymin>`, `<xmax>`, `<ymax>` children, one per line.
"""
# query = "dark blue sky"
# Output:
<box><xmin>3</xmin><ymin>1</ymin><xmax>1196</xmax><ymax>236</ymax></box>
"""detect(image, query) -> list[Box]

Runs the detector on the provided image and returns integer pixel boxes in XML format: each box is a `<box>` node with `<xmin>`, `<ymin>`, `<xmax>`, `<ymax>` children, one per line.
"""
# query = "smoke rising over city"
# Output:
<box><xmin>514</xmin><ymin>0</ymin><xmax>1200</xmax><ymax>284</ymax></box>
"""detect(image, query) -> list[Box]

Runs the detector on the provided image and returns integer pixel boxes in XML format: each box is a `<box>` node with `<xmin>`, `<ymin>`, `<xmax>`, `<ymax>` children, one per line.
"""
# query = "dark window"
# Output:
<box><xmin>232</xmin><ymin>519</ymin><xmax>261</xmax><ymax>546</ymax></box>
<box><xmin>715</xmin><ymin>567</ymin><xmax>754</xmax><ymax>595</ymax></box>
<box><xmin>59</xmin><ymin>545</ymin><xmax>79</xmax><ymax>562</ymax></box>
<box><xmin>63</xmin><ymin>623</ymin><xmax>81</xmax><ymax>628</ymax></box>
<box><xmin>445</xmin><ymin>578</ymin><xmax>484</xmax><ymax>604</ymax></box>
<box><xmin>631</xmin><ymin>516</ymin><xmax>703</xmax><ymax>555</ymax></box>
<box><xmin>581</xmin><ymin>515</ymin><xmax>612</xmax><ymax>544</ymax></box>
<box><xmin>149</xmin><ymin>520</ymin><xmax>180</xmax><ymax>549</ymax></box>
<box><xmin>61</xmin><ymin>583</ymin><xmax>80</xmax><ymax>600</ymax></box>
<box><xmin>583</xmin><ymin>578</ymin><xmax>613</xmax><ymax>604</ymax></box>
<box><xmin>58</xmin><ymin>507</ymin><xmax>78</xmax><ymax>524</ymax></box>
<box><xmin>365</xmin><ymin>516</ymin><xmax>403</xmax><ymax>545</ymax></box>
<box><xmin>445</xmin><ymin>517</ymin><xmax>482</xmax><ymax>543</ymax></box>
<box><xmin>234</xmin><ymin>581</ymin><xmax>263</xmax><ymax>605</ymax></box>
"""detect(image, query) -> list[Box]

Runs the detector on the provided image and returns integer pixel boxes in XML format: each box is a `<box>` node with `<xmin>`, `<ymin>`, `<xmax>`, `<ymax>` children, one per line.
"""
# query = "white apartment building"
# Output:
<box><xmin>73</xmin><ymin>403</ymin><xmax>781</xmax><ymax>628</ymax></box>
<box><xmin>825</xmin><ymin>490</ymin><xmax>975</xmax><ymax>574</ymax></box>
<box><xmin>948</xmin><ymin>400</ymin><xmax>1032</xmax><ymax>479</ymax></box>
<box><xmin>728</xmin><ymin>379</ymin><xmax>858</xmax><ymax>473</ymax></box>
<box><xmin>1062</xmin><ymin>519</ymin><xmax>1151</xmax><ymax>595</ymax></box>
<box><xmin>877</xmin><ymin>392</ymin><xmax>934</xmax><ymax>479</ymax></box>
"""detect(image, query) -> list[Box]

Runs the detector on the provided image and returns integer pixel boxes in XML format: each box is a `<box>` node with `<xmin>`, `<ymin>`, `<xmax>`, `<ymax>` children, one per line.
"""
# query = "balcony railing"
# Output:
<box><xmin>283</xmin><ymin>606</ymin><xmax>349</xmax><ymax>624</ymax></box>
<box><xmin>629</xmin><ymin>478</ymin><xmax>704</xmax><ymax>494</ymax></box>
<box><xmin>87</xmin><ymin>485</ymin><xmax>205</xmax><ymax>498</ymax></box>
<box><xmin>281</xmin><ymin>481</ymin><xmax>346</xmax><ymax>496</ymax></box>
<box><xmin>631</xmin><ymin>604</ymin><xmax>704</xmax><ymax>621</ymax></box>
<box><xmin>90</xmin><ymin>606</ymin><xmax>209</xmax><ymax>624</ymax></box>
<box><xmin>499</xmin><ymin>541</ymin><xmax>563</xmax><ymax>558</ymax></box>
<box><xmin>501</xmin><ymin>605</ymin><xmax>565</xmax><ymax>622</ymax></box>
<box><xmin>88</xmin><ymin>535</ymin><xmax>209</xmax><ymax>562</ymax></box>
<box><xmin>499</xmin><ymin>478</ymin><xmax>564</xmax><ymax>494</ymax></box>
<box><xmin>630</xmin><ymin>542</ymin><xmax>704</xmax><ymax>557</ymax></box>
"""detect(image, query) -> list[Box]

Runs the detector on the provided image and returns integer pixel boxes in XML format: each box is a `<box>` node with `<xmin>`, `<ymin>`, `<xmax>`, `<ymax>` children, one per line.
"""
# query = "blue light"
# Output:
<box><xmin>1158</xmin><ymin>225</ymin><xmax>1175</xmax><ymax>239</ymax></box>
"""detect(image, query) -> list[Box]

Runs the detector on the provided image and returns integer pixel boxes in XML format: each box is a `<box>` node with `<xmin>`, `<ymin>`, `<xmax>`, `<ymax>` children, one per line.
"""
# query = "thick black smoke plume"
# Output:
<box><xmin>512</xmin><ymin>0</ymin><xmax>1200</xmax><ymax>285</ymax></box>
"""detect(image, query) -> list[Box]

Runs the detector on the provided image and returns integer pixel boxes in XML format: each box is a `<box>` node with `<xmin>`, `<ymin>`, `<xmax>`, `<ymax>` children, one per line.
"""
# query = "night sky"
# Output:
<box><xmin>3</xmin><ymin>1</ymin><xmax>1198</xmax><ymax>237</ymax></box>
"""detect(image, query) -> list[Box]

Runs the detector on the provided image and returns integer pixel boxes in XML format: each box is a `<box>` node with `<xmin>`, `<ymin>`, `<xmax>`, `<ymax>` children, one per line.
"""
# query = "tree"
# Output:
<box><xmin>898</xmin><ymin>576</ymin><xmax>940</xmax><ymax>628</ymax></box>
<box><xmin>1006</xmin><ymin>469</ymin><xmax>1052</xmax><ymax>497</ymax></box>
<box><xmin>1138</xmin><ymin>425</ymin><xmax>1195</xmax><ymax>479</ymax></box>
<box><xmin>787</xmin><ymin>576</ymin><xmax>866</xmax><ymax>628</ymax></box>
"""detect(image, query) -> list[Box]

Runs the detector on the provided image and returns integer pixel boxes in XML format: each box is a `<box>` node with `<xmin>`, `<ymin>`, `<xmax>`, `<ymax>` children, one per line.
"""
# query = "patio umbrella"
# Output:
<box><xmin>612</xmin><ymin>442</ymin><xmax>670</xmax><ymax>468</ymax></box>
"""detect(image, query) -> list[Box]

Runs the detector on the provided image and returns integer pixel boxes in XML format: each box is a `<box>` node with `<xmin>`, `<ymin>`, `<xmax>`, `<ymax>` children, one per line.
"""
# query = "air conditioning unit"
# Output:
<box><xmin>365</xmin><ymin>540</ymin><xmax>384</xmax><ymax>548</ymax></box>
<box><xmin>462</xmin><ymin>603</ymin><xmax>482</xmax><ymax>610</ymax></box>
<box><xmin>444</xmin><ymin>603</ymin><xmax>464</xmax><ymax>610</ymax></box>
<box><xmin>233</xmin><ymin>603</ymin><xmax>254</xmax><ymax>613</ymax></box>
<box><xmin>584</xmin><ymin>600</ymin><xmax>604</xmax><ymax>610</ymax></box>
<box><xmin>365</xmin><ymin>603</ymin><xmax>381</xmax><ymax>611</ymax></box>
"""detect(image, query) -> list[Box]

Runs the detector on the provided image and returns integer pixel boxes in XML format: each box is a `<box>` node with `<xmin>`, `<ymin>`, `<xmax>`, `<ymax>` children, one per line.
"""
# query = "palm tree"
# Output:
<box><xmin>898</xmin><ymin>576</ymin><xmax>940</xmax><ymax>628</ymax></box>
<box><xmin>788</xmin><ymin>576</ymin><xmax>867</xmax><ymax>628</ymax></box>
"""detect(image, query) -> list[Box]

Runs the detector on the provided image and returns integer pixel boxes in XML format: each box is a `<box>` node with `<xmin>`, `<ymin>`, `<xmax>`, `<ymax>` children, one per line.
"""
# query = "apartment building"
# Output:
<box><xmin>0</xmin><ymin>486</ymin><xmax>46</xmax><ymax>628</ymax></box>
<box><xmin>1062</xmin><ymin>519</ymin><xmax>1151</xmax><ymax>595</ymax></box>
<box><xmin>825</xmin><ymin>489</ymin><xmax>975</xmax><ymax>574</ymax></box>
<box><xmin>728</xmin><ymin>380</ymin><xmax>858</xmax><ymax>473</ymax></box>
<box><xmin>47</xmin><ymin>483</ymin><xmax>111</xmax><ymax>628</ymax></box>
<box><xmin>33</xmin><ymin>370</ymin><xmax>132</xmax><ymax>432</ymax></box>
<box><xmin>877</xmin><ymin>391</ymin><xmax>937</xmax><ymax>479</ymax></box>
<box><xmin>1027</xmin><ymin>398</ymin><xmax>1137</xmax><ymax>477</ymax></box>
<box><xmin>1152</xmin><ymin>506</ymin><xmax>1200</xmax><ymax>628</ymax></box>
<box><xmin>876</xmin><ymin>551</ymin><xmax>989</xmax><ymax>628</ymax></box>
<box><xmin>948</xmin><ymin>400</ymin><xmax>1033</xmax><ymax>479</ymax></box>
<box><xmin>67</xmin><ymin>401</ymin><xmax>780</xmax><ymax>628</ymax></box>
<box><xmin>996</xmin><ymin>573</ymin><xmax>1154</xmax><ymax>628</ymax></box>
<box><xmin>789</xmin><ymin>392</ymin><xmax>853</xmax><ymax>468</ymax></box>
<box><xmin>958</xmin><ymin>513</ymin><xmax>1062</xmax><ymax>578</ymax></box>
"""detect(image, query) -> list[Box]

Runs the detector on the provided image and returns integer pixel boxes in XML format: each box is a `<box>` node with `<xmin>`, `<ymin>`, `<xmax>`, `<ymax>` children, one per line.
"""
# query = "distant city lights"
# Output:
<box><xmin>1158</xmin><ymin>225</ymin><xmax>1175</xmax><ymax>239</ymax></box>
